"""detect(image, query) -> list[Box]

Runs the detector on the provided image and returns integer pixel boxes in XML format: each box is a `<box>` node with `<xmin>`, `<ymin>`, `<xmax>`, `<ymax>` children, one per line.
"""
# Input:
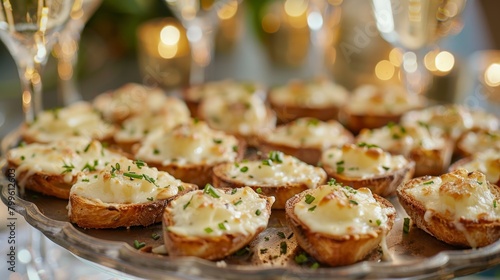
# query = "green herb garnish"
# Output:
<box><xmin>203</xmin><ymin>184</ymin><xmax>220</xmax><ymax>198</ymax></box>
<box><xmin>403</xmin><ymin>217</ymin><xmax>411</xmax><ymax>234</ymax></box>
<box><xmin>240</xmin><ymin>166</ymin><xmax>249</xmax><ymax>172</ymax></box>
<box><xmin>280</xmin><ymin>241</ymin><xmax>287</xmax><ymax>255</ymax></box>
<box><xmin>294</xmin><ymin>253</ymin><xmax>308</xmax><ymax>264</ymax></box>
<box><xmin>277</xmin><ymin>232</ymin><xmax>286</xmax><ymax>239</ymax></box>
<box><xmin>255</xmin><ymin>209</ymin><xmax>261</xmax><ymax>216</ymax></box>
<box><xmin>218</xmin><ymin>222</ymin><xmax>227</xmax><ymax>230</ymax></box>
<box><xmin>123</xmin><ymin>172</ymin><xmax>143</xmax><ymax>179</ymax></box>
<box><xmin>304</xmin><ymin>194</ymin><xmax>315</xmax><ymax>204</ymax></box>
<box><xmin>151</xmin><ymin>233</ymin><xmax>160</xmax><ymax>240</ymax></box>
<box><xmin>423</xmin><ymin>180</ymin><xmax>434</xmax><ymax>185</ymax></box>
<box><xmin>183</xmin><ymin>195</ymin><xmax>193</xmax><ymax>210</ymax></box>
<box><xmin>204</xmin><ymin>227</ymin><xmax>213</xmax><ymax>233</ymax></box>
<box><xmin>308</xmin><ymin>206</ymin><xmax>317</xmax><ymax>212</ymax></box>
<box><xmin>133</xmin><ymin>240</ymin><xmax>145</xmax><ymax>249</ymax></box>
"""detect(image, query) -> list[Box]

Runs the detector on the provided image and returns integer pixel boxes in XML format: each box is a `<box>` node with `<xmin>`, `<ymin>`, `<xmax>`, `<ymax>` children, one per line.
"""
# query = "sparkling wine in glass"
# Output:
<box><xmin>53</xmin><ymin>0</ymin><xmax>102</xmax><ymax>105</ymax></box>
<box><xmin>164</xmin><ymin>0</ymin><xmax>240</xmax><ymax>85</ymax></box>
<box><xmin>0</xmin><ymin>0</ymin><xmax>74</xmax><ymax>122</ymax></box>
<box><xmin>371</xmin><ymin>0</ymin><xmax>466</xmax><ymax>95</ymax></box>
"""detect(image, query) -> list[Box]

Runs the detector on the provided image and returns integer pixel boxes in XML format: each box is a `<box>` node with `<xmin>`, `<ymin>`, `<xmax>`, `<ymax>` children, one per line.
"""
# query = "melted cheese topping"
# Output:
<box><xmin>294</xmin><ymin>184</ymin><xmax>394</xmax><ymax>236</ymax></box>
<box><xmin>458</xmin><ymin>130</ymin><xmax>500</xmax><ymax>155</ymax></box>
<box><xmin>268</xmin><ymin>78</ymin><xmax>348</xmax><ymax>107</ymax></box>
<box><xmin>470</xmin><ymin>110</ymin><xmax>499</xmax><ymax>131</ymax></box>
<box><xmin>7</xmin><ymin>138</ymin><xmax>125</xmax><ymax>185</ymax></box>
<box><xmin>404</xmin><ymin>169</ymin><xmax>500</xmax><ymax>222</ymax></box>
<box><xmin>93</xmin><ymin>83</ymin><xmax>168</xmax><ymax>123</ymax></box>
<box><xmin>356</xmin><ymin>123</ymin><xmax>446</xmax><ymax>156</ymax></box>
<box><xmin>71</xmin><ymin>158</ymin><xmax>184</xmax><ymax>204</ymax></box>
<box><xmin>114</xmin><ymin>97</ymin><xmax>191</xmax><ymax>143</ymax></box>
<box><xmin>135</xmin><ymin>121</ymin><xmax>240</xmax><ymax>165</ymax></box>
<box><xmin>459</xmin><ymin>150</ymin><xmax>500</xmax><ymax>184</ymax></box>
<box><xmin>346</xmin><ymin>84</ymin><xmax>423</xmax><ymax>115</ymax></box>
<box><xmin>401</xmin><ymin>105</ymin><xmax>474</xmax><ymax>140</ymax></box>
<box><xmin>185</xmin><ymin>79</ymin><xmax>265</xmax><ymax>102</ymax></box>
<box><xmin>23</xmin><ymin>102</ymin><xmax>114</xmax><ymax>143</ymax></box>
<box><xmin>321</xmin><ymin>144</ymin><xmax>408</xmax><ymax>178</ymax></box>
<box><xmin>201</xmin><ymin>91</ymin><xmax>275</xmax><ymax>136</ymax></box>
<box><xmin>166</xmin><ymin>186</ymin><xmax>272</xmax><ymax>237</ymax></box>
<box><xmin>262</xmin><ymin>118</ymin><xmax>352</xmax><ymax>150</ymax></box>
<box><xmin>224</xmin><ymin>152</ymin><xmax>325</xmax><ymax>188</ymax></box>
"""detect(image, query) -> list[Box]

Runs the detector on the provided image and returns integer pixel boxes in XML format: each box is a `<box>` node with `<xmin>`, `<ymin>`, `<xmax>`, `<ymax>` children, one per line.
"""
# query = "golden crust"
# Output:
<box><xmin>322</xmin><ymin>161</ymin><xmax>415</xmax><ymax>197</ymax></box>
<box><xmin>137</xmin><ymin>140</ymin><xmax>246</xmax><ymax>188</ymax></box>
<box><xmin>397</xmin><ymin>175</ymin><xmax>500</xmax><ymax>248</ymax></box>
<box><xmin>269</xmin><ymin>101</ymin><xmax>341</xmax><ymax>124</ymax></box>
<box><xmin>285</xmin><ymin>191</ymin><xmax>395</xmax><ymax>266</ymax></box>
<box><xmin>7</xmin><ymin>162</ymin><xmax>74</xmax><ymax>199</ymax></box>
<box><xmin>162</xmin><ymin>189</ymin><xmax>273</xmax><ymax>260</ymax></box>
<box><xmin>409</xmin><ymin>142</ymin><xmax>453</xmax><ymax>177</ymax></box>
<box><xmin>339</xmin><ymin>110</ymin><xmax>403</xmax><ymax>134</ymax></box>
<box><xmin>211</xmin><ymin>163</ymin><xmax>327</xmax><ymax>209</ymax></box>
<box><xmin>68</xmin><ymin>183</ymin><xmax>197</xmax><ymax>229</ymax></box>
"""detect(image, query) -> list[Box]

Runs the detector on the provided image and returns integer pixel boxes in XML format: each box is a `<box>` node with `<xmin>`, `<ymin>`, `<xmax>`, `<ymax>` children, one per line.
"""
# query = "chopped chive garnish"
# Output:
<box><xmin>349</xmin><ymin>200</ymin><xmax>358</xmax><ymax>205</ymax></box>
<box><xmin>262</xmin><ymin>159</ymin><xmax>272</xmax><ymax>166</ymax></box>
<box><xmin>382</xmin><ymin>166</ymin><xmax>390</xmax><ymax>171</ymax></box>
<box><xmin>240</xmin><ymin>166</ymin><xmax>249</xmax><ymax>172</ymax></box>
<box><xmin>328</xmin><ymin>178</ymin><xmax>336</xmax><ymax>185</ymax></box>
<box><xmin>203</xmin><ymin>184</ymin><xmax>220</xmax><ymax>198</ymax></box>
<box><xmin>204</xmin><ymin>227</ymin><xmax>213</xmax><ymax>233</ymax></box>
<box><xmin>336</xmin><ymin>166</ymin><xmax>345</xmax><ymax>174</ymax></box>
<box><xmin>218</xmin><ymin>222</ymin><xmax>227</xmax><ymax>230</ymax></box>
<box><xmin>308</xmin><ymin>205</ymin><xmax>317</xmax><ymax>212</ymax></box>
<box><xmin>304</xmin><ymin>194</ymin><xmax>315</xmax><ymax>204</ymax></box>
<box><xmin>62</xmin><ymin>162</ymin><xmax>75</xmax><ymax>174</ymax></box>
<box><xmin>20</xmin><ymin>155</ymin><xmax>25</xmax><ymax>160</ymax></box>
<box><xmin>123</xmin><ymin>172</ymin><xmax>143</xmax><ymax>179</ymax></box>
<box><xmin>183</xmin><ymin>195</ymin><xmax>193</xmax><ymax>210</ymax></box>
<box><xmin>153</xmin><ymin>148</ymin><xmax>160</xmax><ymax>155</ymax></box>
<box><xmin>147</xmin><ymin>197</ymin><xmax>154</xmax><ymax>201</ymax></box>
<box><xmin>403</xmin><ymin>217</ymin><xmax>411</xmax><ymax>234</ymax></box>
<box><xmin>134</xmin><ymin>159</ymin><xmax>145</xmax><ymax>169</ymax></box>
<box><xmin>280</xmin><ymin>241</ymin><xmax>287</xmax><ymax>255</ymax></box>
<box><xmin>232</xmin><ymin>145</ymin><xmax>238</xmax><ymax>152</ymax></box>
<box><xmin>255</xmin><ymin>209</ymin><xmax>261</xmax><ymax>216</ymax></box>
<box><xmin>133</xmin><ymin>240</ymin><xmax>145</xmax><ymax>249</ymax></box>
<box><xmin>423</xmin><ymin>180</ymin><xmax>434</xmax><ymax>185</ymax></box>
<box><xmin>376</xmin><ymin>219</ymin><xmax>382</xmax><ymax>226</ymax></box>
<box><xmin>357</xmin><ymin>142</ymin><xmax>379</xmax><ymax>148</ymax></box>
<box><xmin>294</xmin><ymin>253</ymin><xmax>308</xmax><ymax>264</ymax></box>
<box><xmin>277</xmin><ymin>231</ymin><xmax>286</xmax><ymax>239</ymax></box>
<box><xmin>213</xmin><ymin>138</ymin><xmax>223</xmax><ymax>144</ymax></box>
<box><xmin>231</xmin><ymin>188</ymin><xmax>238</xmax><ymax>195</ymax></box>
<box><xmin>81</xmin><ymin>178</ymin><xmax>90</xmax><ymax>182</ymax></box>
<box><xmin>234</xmin><ymin>199</ymin><xmax>243</xmax><ymax>206</ymax></box>
<box><xmin>151</xmin><ymin>233</ymin><xmax>160</xmax><ymax>240</ymax></box>
<box><xmin>83</xmin><ymin>142</ymin><xmax>91</xmax><ymax>153</ymax></box>
<box><xmin>311</xmin><ymin>262</ymin><xmax>319</xmax><ymax>269</ymax></box>
<box><xmin>178</xmin><ymin>185</ymin><xmax>184</xmax><ymax>192</ymax></box>
<box><xmin>269</xmin><ymin>151</ymin><xmax>284</xmax><ymax>163</ymax></box>
<box><xmin>256</xmin><ymin>187</ymin><xmax>263</xmax><ymax>194</ymax></box>
<box><xmin>494</xmin><ymin>200</ymin><xmax>497</xmax><ymax>209</ymax></box>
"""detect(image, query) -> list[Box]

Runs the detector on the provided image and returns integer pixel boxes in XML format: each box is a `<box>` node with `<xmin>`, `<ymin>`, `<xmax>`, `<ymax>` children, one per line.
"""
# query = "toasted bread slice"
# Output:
<box><xmin>212</xmin><ymin>151</ymin><xmax>327</xmax><ymax>209</ymax></box>
<box><xmin>113</xmin><ymin>97</ymin><xmax>191</xmax><ymax>153</ymax></box>
<box><xmin>133</xmin><ymin>120</ymin><xmax>245</xmax><ymax>187</ymax></box>
<box><xmin>267</xmin><ymin>78</ymin><xmax>348</xmax><ymax>123</ymax></box>
<box><xmin>6</xmin><ymin>138</ymin><xmax>126</xmax><ymax>199</ymax></box>
<box><xmin>448</xmin><ymin>151</ymin><xmax>500</xmax><ymax>186</ymax></box>
<box><xmin>321</xmin><ymin>144</ymin><xmax>415</xmax><ymax>197</ymax></box>
<box><xmin>93</xmin><ymin>83</ymin><xmax>168</xmax><ymax>124</ymax></box>
<box><xmin>198</xmin><ymin>87</ymin><xmax>276</xmax><ymax>147</ymax></box>
<box><xmin>397</xmin><ymin>169</ymin><xmax>500</xmax><ymax>248</ymax></box>
<box><xmin>455</xmin><ymin>129</ymin><xmax>500</xmax><ymax>158</ymax></box>
<box><xmin>356</xmin><ymin>123</ymin><xmax>453</xmax><ymax>176</ymax></box>
<box><xmin>257</xmin><ymin>118</ymin><xmax>353</xmax><ymax>165</ymax></box>
<box><xmin>341</xmin><ymin>84</ymin><xmax>425</xmax><ymax>133</ymax></box>
<box><xmin>68</xmin><ymin>158</ymin><xmax>197</xmax><ymax>229</ymax></box>
<box><xmin>21</xmin><ymin>102</ymin><xmax>115</xmax><ymax>144</ymax></box>
<box><xmin>286</xmin><ymin>183</ymin><xmax>396</xmax><ymax>266</ymax></box>
<box><xmin>163</xmin><ymin>185</ymin><xmax>274</xmax><ymax>260</ymax></box>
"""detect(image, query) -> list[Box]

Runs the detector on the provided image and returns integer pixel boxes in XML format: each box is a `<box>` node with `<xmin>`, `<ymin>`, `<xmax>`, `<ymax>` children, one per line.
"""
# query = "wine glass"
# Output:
<box><xmin>371</xmin><ymin>0</ymin><xmax>466</xmax><ymax>96</ymax></box>
<box><xmin>0</xmin><ymin>0</ymin><xmax>75</xmax><ymax>122</ymax></box>
<box><xmin>164</xmin><ymin>0</ymin><xmax>240</xmax><ymax>85</ymax></box>
<box><xmin>53</xmin><ymin>0</ymin><xmax>102</xmax><ymax>106</ymax></box>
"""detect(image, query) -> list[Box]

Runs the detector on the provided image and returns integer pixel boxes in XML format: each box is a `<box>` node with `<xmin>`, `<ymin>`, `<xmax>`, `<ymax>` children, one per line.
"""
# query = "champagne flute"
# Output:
<box><xmin>164</xmin><ymin>0</ymin><xmax>240</xmax><ymax>85</ymax></box>
<box><xmin>53</xmin><ymin>0</ymin><xmax>102</xmax><ymax>106</ymax></box>
<box><xmin>0</xmin><ymin>0</ymin><xmax>74</xmax><ymax>122</ymax></box>
<box><xmin>371</xmin><ymin>0</ymin><xmax>466</xmax><ymax>95</ymax></box>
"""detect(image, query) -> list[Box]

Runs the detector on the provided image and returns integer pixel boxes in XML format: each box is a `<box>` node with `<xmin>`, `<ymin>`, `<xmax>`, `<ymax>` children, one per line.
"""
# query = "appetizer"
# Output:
<box><xmin>449</xmin><ymin>150</ymin><xmax>500</xmax><ymax>186</ymax></box>
<box><xmin>397</xmin><ymin>169</ymin><xmax>500</xmax><ymax>248</ymax></box>
<box><xmin>257</xmin><ymin>117</ymin><xmax>353</xmax><ymax>165</ymax></box>
<box><xmin>267</xmin><ymin>77</ymin><xmax>348</xmax><ymax>123</ymax></box>
<box><xmin>212</xmin><ymin>151</ymin><xmax>327</xmax><ymax>209</ymax></box>
<box><xmin>6</xmin><ymin>138</ymin><xmax>125</xmax><ymax>199</ymax></box>
<box><xmin>286</xmin><ymin>182</ymin><xmax>396</xmax><ymax>266</ymax></box>
<box><xmin>69</xmin><ymin>158</ymin><xmax>196</xmax><ymax>228</ymax></box>
<box><xmin>321</xmin><ymin>143</ymin><xmax>415</xmax><ymax>197</ymax></box>
<box><xmin>134</xmin><ymin>120</ymin><xmax>245</xmax><ymax>187</ymax></box>
<box><xmin>455</xmin><ymin>129</ymin><xmax>500</xmax><ymax>158</ymax></box>
<box><xmin>163</xmin><ymin>185</ymin><xmax>274</xmax><ymax>260</ymax></box>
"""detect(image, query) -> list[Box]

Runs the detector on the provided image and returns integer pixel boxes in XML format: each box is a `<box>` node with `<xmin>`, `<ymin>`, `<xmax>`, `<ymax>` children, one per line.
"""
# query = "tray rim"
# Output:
<box><xmin>1</xmin><ymin>170</ymin><xmax>500</xmax><ymax>280</ymax></box>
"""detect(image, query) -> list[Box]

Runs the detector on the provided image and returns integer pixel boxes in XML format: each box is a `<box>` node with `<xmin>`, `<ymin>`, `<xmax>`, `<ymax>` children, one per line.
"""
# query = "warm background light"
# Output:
<box><xmin>160</xmin><ymin>25</ymin><xmax>180</xmax><ymax>45</ymax></box>
<box><xmin>435</xmin><ymin>51</ymin><xmax>455</xmax><ymax>73</ymax></box>
<box><xmin>389</xmin><ymin>48</ymin><xmax>403</xmax><ymax>67</ymax></box>
<box><xmin>375</xmin><ymin>60</ymin><xmax>395</xmax><ymax>80</ymax></box>
<box><xmin>484</xmin><ymin>63</ymin><xmax>500</xmax><ymax>87</ymax></box>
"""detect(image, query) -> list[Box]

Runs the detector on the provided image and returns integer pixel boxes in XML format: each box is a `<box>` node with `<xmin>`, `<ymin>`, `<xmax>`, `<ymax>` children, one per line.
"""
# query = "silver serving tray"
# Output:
<box><xmin>1</xmin><ymin>129</ymin><xmax>499</xmax><ymax>279</ymax></box>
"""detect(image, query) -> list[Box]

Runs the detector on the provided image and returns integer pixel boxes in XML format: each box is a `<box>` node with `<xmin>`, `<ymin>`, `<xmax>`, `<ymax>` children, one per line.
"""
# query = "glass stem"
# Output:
<box><xmin>18</xmin><ymin>62</ymin><xmax>44</xmax><ymax>123</ymax></box>
<box><xmin>186</xmin><ymin>17</ymin><xmax>217</xmax><ymax>85</ymax></box>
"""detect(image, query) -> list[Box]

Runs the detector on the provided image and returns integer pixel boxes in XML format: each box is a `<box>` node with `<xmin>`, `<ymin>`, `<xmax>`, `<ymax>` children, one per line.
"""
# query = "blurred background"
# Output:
<box><xmin>0</xmin><ymin>0</ymin><xmax>499</xmax><ymax>140</ymax></box>
<box><xmin>0</xmin><ymin>1</ymin><xmax>500</xmax><ymax>279</ymax></box>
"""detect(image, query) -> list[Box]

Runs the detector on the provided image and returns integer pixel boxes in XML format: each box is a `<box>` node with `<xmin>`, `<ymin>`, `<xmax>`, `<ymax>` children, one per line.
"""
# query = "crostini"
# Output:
<box><xmin>212</xmin><ymin>151</ymin><xmax>327</xmax><ymax>209</ymax></box>
<box><xmin>449</xmin><ymin>150</ymin><xmax>500</xmax><ymax>186</ymax></box>
<box><xmin>397</xmin><ymin>169</ymin><xmax>500</xmax><ymax>248</ymax></box>
<box><xmin>68</xmin><ymin>158</ymin><xmax>196</xmax><ymax>229</ymax></box>
<box><xmin>163</xmin><ymin>185</ymin><xmax>274</xmax><ymax>260</ymax></box>
<box><xmin>6</xmin><ymin>138</ymin><xmax>125</xmax><ymax>199</ymax></box>
<box><xmin>257</xmin><ymin>117</ymin><xmax>353</xmax><ymax>165</ymax></box>
<box><xmin>321</xmin><ymin>143</ymin><xmax>415</xmax><ymax>197</ymax></box>
<box><xmin>286</xmin><ymin>182</ymin><xmax>396</xmax><ymax>266</ymax></box>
